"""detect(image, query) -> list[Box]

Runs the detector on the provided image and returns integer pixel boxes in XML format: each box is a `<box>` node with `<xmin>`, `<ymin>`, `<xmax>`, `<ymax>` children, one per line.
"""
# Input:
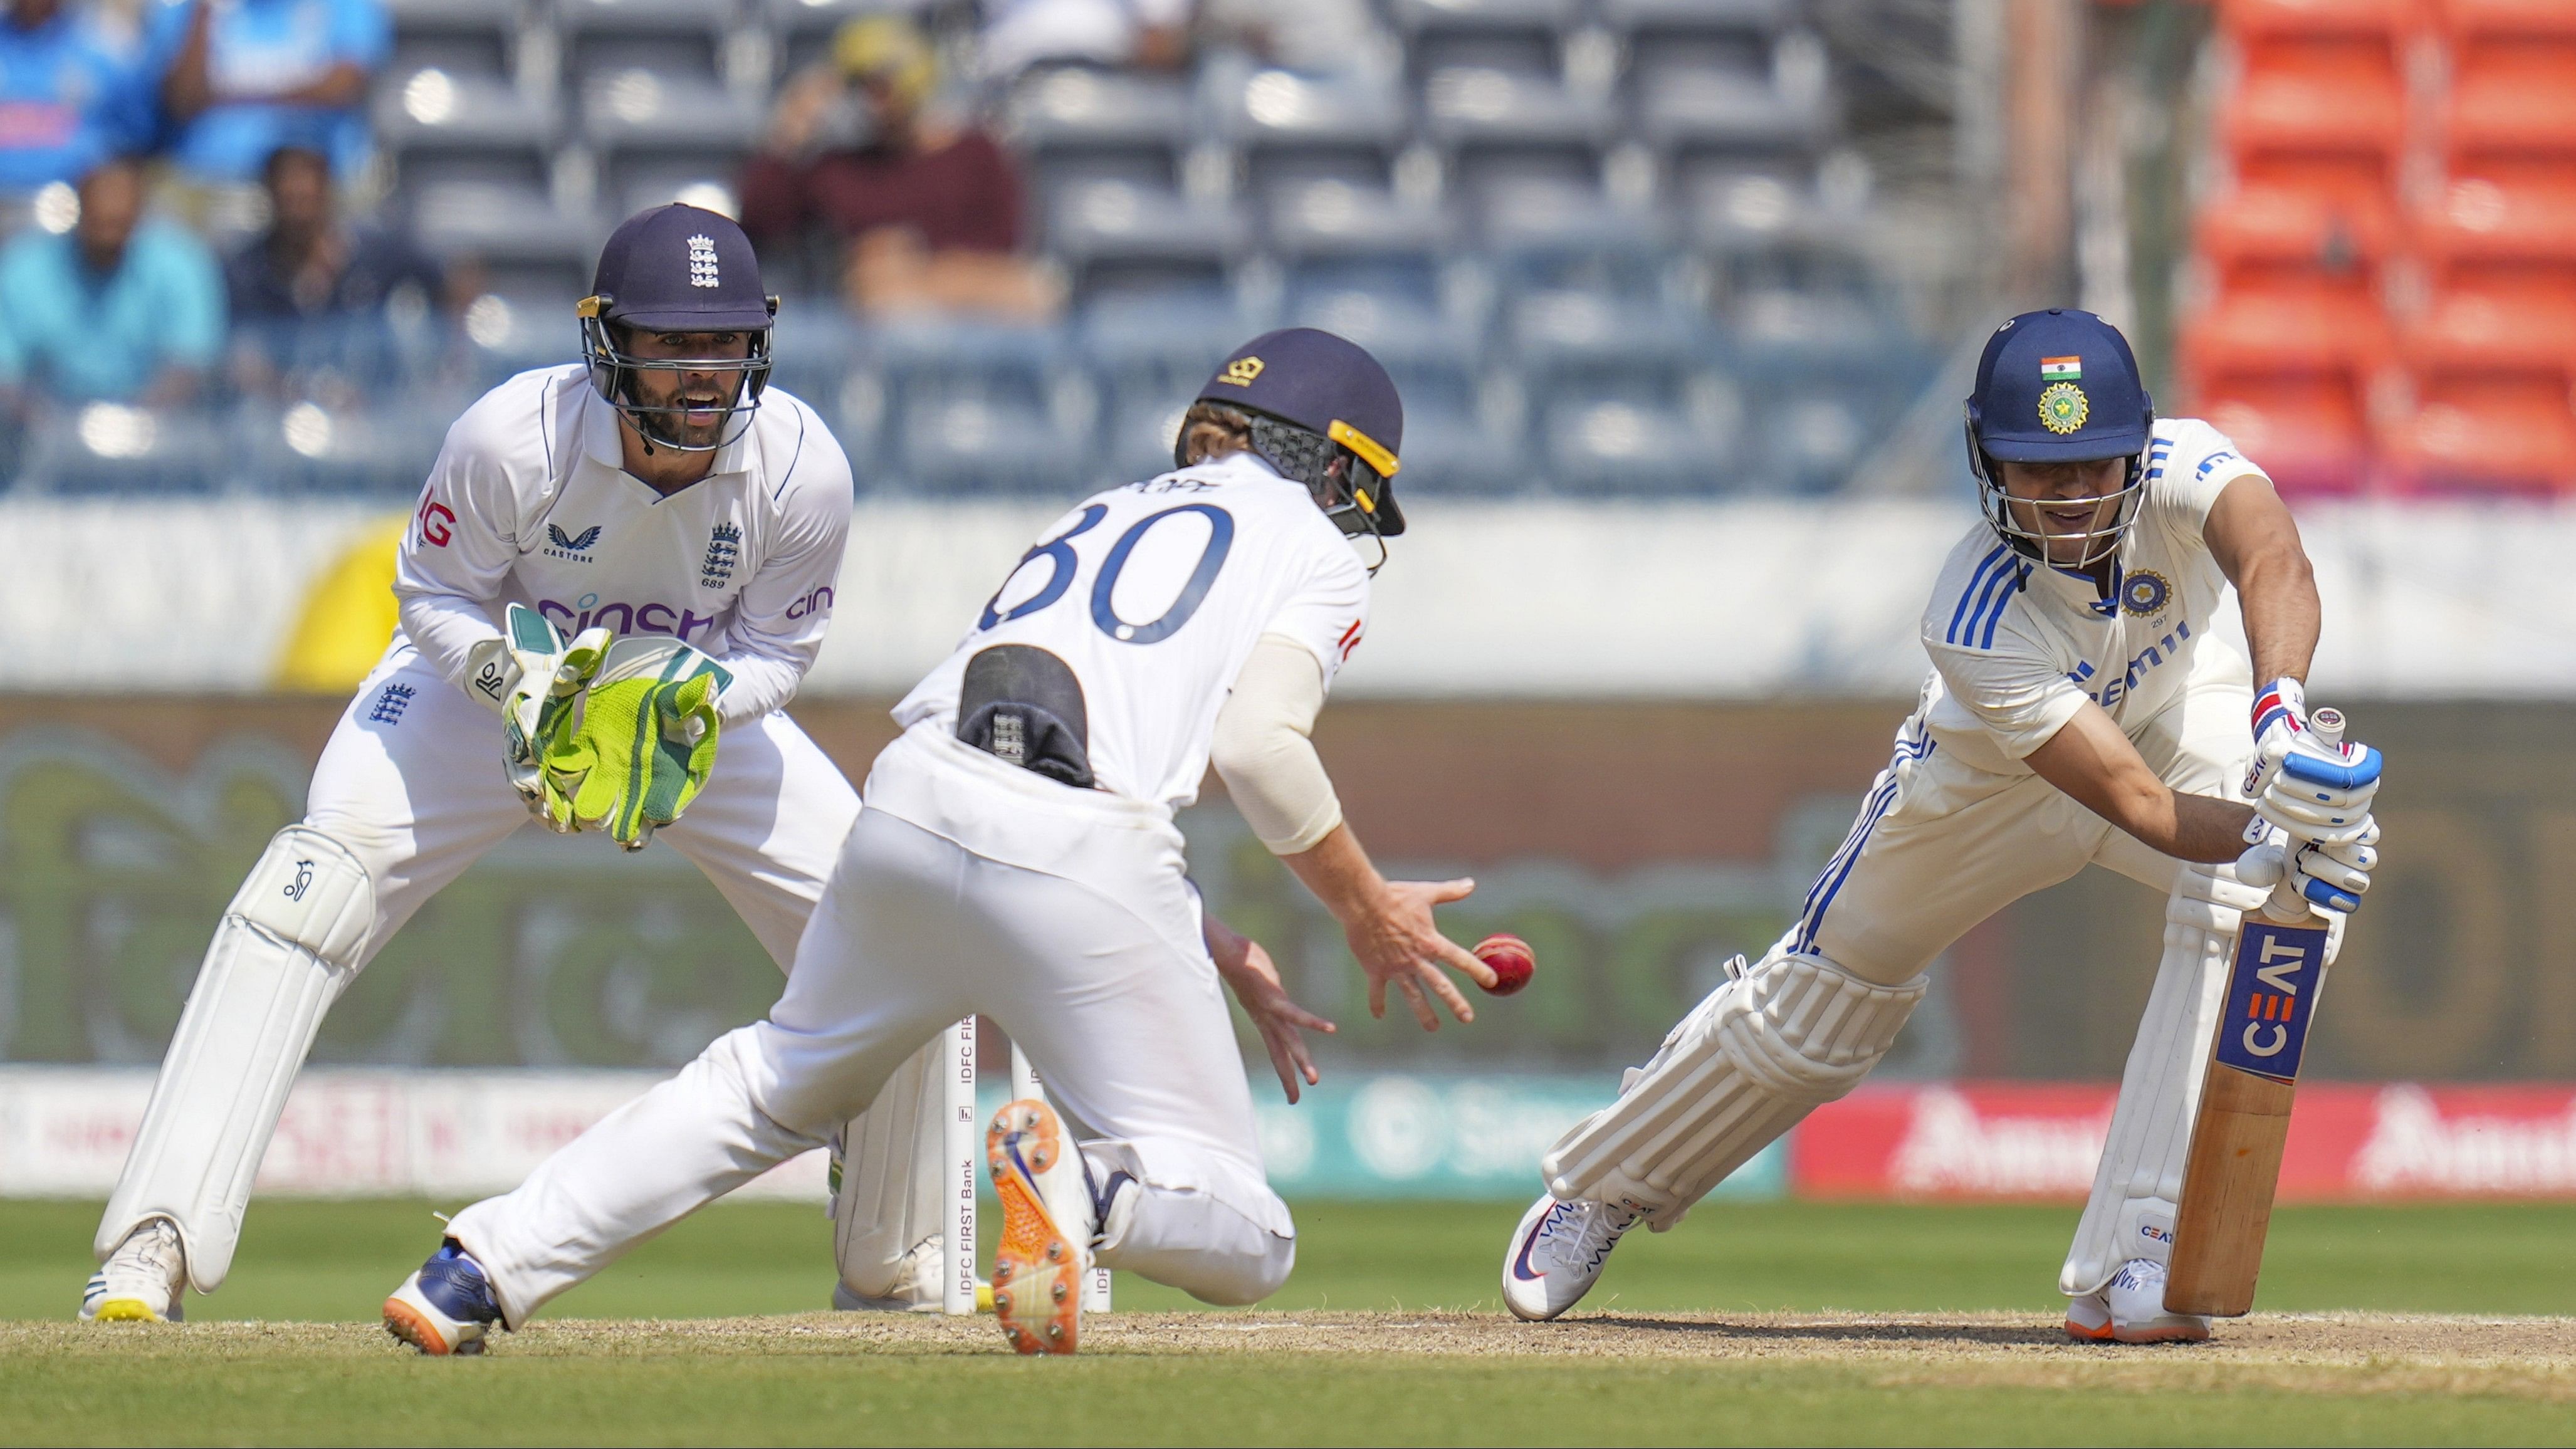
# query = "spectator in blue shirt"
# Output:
<box><xmin>0</xmin><ymin>0</ymin><xmax>150</xmax><ymax>193</ymax></box>
<box><xmin>0</xmin><ymin>154</ymin><xmax>225</xmax><ymax>406</ymax></box>
<box><xmin>149</xmin><ymin>0</ymin><xmax>388</xmax><ymax>184</ymax></box>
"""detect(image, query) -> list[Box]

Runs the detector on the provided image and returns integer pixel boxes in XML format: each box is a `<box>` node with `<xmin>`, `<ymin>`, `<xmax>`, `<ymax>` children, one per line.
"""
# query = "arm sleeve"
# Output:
<box><xmin>1924</xmin><ymin>626</ymin><xmax>2090</xmax><ymax>761</ymax></box>
<box><xmin>393</xmin><ymin>409</ymin><xmax>525</xmax><ymax>697</ymax></box>
<box><xmin>1210</xmin><ymin>632</ymin><xmax>1344</xmax><ymax>855</ymax></box>
<box><xmin>708</xmin><ymin>411</ymin><xmax>854</xmax><ymax>723</ymax></box>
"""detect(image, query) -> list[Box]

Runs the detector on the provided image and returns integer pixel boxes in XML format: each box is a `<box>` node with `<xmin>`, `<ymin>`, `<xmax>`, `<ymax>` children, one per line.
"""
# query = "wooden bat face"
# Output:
<box><xmin>2214</xmin><ymin>917</ymin><xmax>2332</xmax><ymax>1085</ymax></box>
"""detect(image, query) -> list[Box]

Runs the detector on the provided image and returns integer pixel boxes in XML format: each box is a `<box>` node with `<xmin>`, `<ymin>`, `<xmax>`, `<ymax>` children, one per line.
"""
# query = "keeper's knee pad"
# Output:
<box><xmin>98</xmin><ymin>825</ymin><xmax>374</xmax><ymax>1290</ymax></box>
<box><xmin>1543</xmin><ymin>951</ymin><xmax>1924</xmax><ymax>1228</ymax></box>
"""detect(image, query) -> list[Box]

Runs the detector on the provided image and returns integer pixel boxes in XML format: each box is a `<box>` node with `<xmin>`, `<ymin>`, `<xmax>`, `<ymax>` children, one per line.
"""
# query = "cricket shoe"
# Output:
<box><xmin>1502</xmin><ymin>1193</ymin><xmax>1639</xmax><ymax>1322</ymax></box>
<box><xmin>2065</xmin><ymin>1258</ymin><xmax>2212</xmax><ymax>1344</ymax></box>
<box><xmin>987</xmin><ymin>1099</ymin><xmax>1094</xmax><ymax>1355</ymax></box>
<box><xmin>385</xmin><ymin>1242</ymin><xmax>504</xmax><ymax>1356</ymax></box>
<box><xmin>84</xmin><ymin>1218</ymin><xmax>186</xmax><ymax>1323</ymax></box>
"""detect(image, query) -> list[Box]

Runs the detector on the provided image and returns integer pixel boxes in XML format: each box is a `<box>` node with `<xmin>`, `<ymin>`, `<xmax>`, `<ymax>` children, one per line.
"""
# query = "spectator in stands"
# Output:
<box><xmin>979</xmin><ymin>0</ymin><xmax>1193</xmax><ymax>80</ymax></box>
<box><xmin>0</xmin><ymin>154</ymin><xmax>224</xmax><ymax>407</ymax></box>
<box><xmin>741</xmin><ymin>14</ymin><xmax>1057</xmax><ymax>322</ymax></box>
<box><xmin>148</xmin><ymin>0</ymin><xmax>389</xmax><ymax>185</ymax></box>
<box><xmin>224</xmin><ymin>142</ymin><xmax>440</xmax><ymax>395</ymax></box>
<box><xmin>0</xmin><ymin>0</ymin><xmax>150</xmax><ymax>194</ymax></box>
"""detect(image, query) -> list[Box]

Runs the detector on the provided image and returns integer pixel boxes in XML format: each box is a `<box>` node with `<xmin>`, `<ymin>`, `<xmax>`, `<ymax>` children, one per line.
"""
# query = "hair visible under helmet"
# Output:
<box><xmin>1963</xmin><ymin>308</ymin><xmax>2155</xmax><ymax>568</ymax></box>
<box><xmin>579</xmin><ymin>204</ymin><xmax>779</xmax><ymax>454</ymax></box>
<box><xmin>1180</xmin><ymin>327</ymin><xmax>1407</xmax><ymax>548</ymax></box>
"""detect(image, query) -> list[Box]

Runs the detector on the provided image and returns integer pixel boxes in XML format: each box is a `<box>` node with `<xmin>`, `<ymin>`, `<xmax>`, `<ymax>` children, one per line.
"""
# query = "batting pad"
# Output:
<box><xmin>832</xmin><ymin>1037</ymin><xmax>948</xmax><ymax>1300</ymax></box>
<box><xmin>1544</xmin><ymin>952</ymin><xmax>1925</xmax><ymax>1230</ymax></box>
<box><xmin>97</xmin><ymin>826</ymin><xmax>374</xmax><ymax>1291</ymax></box>
<box><xmin>2059</xmin><ymin>861</ymin><xmax>2266</xmax><ymax>1297</ymax></box>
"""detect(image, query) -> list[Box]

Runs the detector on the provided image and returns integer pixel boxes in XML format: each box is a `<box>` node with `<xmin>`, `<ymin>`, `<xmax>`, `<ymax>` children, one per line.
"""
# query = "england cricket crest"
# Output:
<box><xmin>2213</xmin><ymin>916</ymin><xmax>2330</xmax><ymax>1085</ymax></box>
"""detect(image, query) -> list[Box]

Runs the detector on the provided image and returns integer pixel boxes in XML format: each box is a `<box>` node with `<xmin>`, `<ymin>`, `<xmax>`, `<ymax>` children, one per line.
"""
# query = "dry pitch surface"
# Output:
<box><xmin>8</xmin><ymin>1310</ymin><xmax>2575</xmax><ymax>1446</ymax></box>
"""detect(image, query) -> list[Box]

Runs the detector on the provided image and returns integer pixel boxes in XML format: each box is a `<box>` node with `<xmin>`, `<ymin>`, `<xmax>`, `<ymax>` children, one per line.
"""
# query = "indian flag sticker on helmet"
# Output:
<box><xmin>2038</xmin><ymin>381</ymin><xmax>2090</xmax><ymax>434</ymax></box>
<box><xmin>2039</xmin><ymin>355</ymin><xmax>2083</xmax><ymax>381</ymax></box>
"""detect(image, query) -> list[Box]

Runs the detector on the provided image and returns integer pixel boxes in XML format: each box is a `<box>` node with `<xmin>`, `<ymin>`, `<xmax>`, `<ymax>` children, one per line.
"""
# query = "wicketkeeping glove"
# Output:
<box><xmin>537</xmin><ymin>636</ymin><xmax>731</xmax><ymax>850</ymax></box>
<box><xmin>486</xmin><ymin>604</ymin><xmax>614</xmax><ymax>820</ymax></box>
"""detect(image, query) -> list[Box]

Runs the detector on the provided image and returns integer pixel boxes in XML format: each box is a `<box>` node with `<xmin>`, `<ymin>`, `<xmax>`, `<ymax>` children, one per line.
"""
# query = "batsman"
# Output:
<box><xmin>1501</xmin><ymin>309</ymin><xmax>2384</xmax><ymax>1343</ymax></box>
<box><xmin>79</xmin><ymin>204</ymin><xmax>966</xmax><ymax>1321</ymax></box>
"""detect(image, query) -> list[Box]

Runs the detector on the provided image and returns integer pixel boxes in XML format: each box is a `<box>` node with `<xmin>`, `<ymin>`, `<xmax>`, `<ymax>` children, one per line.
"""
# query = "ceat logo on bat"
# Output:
<box><xmin>2215</xmin><ymin>918</ymin><xmax>2330</xmax><ymax>1084</ymax></box>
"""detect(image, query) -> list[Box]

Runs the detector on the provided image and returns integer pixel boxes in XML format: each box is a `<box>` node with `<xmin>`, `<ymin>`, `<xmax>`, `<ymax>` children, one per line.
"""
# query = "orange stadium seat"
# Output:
<box><xmin>2181</xmin><ymin>293</ymin><xmax>2393</xmax><ymax>496</ymax></box>
<box><xmin>2437</xmin><ymin>0</ymin><xmax>2576</xmax><ymax>43</ymax></box>
<box><xmin>2444</xmin><ymin>51</ymin><xmax>2576</xmax><ymax>177</ymax></box>
<box><xmin>2224</xmin><ymin>0</ymin><xmax>2423</xmax><ymax>38</ymax></box>
<box><xmin>2220</xmin><ymin>58</ymin><xmax>2411</xmax><ymax>208</ymax></box>
<box><xmin>2402</xmin><ymin>290</ymin><xmax>2576</xmax><ymax>385</ymax></box>
<box><xmin>2380</xmin><ymin>376</ymin><xmax>2576</xmax><ymax>494</ymax></box>
<box><xmin>2194</xmin><ymin>184</ymin><xmax>2394</xmax><ymax>300</ymax></box>
<box><xmin>2414</xmin><ymin>179</ymin><xmax>2576</xmax><ymax>315</ymax></box>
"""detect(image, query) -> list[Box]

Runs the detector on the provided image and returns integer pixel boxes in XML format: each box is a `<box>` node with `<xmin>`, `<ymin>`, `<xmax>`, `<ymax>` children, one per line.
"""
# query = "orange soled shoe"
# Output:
<box><xmin>986</xmin><ymin>1098</ymin><xmax>1095</xmax><ymax>1356</ymax></box>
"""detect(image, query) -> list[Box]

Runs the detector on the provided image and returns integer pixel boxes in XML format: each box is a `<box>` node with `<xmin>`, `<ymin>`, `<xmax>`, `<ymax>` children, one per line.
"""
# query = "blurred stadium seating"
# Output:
<box><xmin>2181</xmin><ymin>0</ymin><xmax>2576</xmax><ymax>495</ymax></box>
<box><xmin>0</xmin><ymin>0</ymin><xmax>1939</xmax><ymax>500</ymax></box>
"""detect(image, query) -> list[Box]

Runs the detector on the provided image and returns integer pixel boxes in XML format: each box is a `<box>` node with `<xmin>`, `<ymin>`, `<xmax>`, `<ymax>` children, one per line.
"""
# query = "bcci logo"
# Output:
<box><xmin>2120</xmin><ymin>569</ymin><xmax>2171</xmax><ymax>617</ymax></box>
<box><xmin>2038</xmin><ymin>382</ymin><xmax>2090</xmax><ymax>434</ymax></box>
<box><xmin>687</xmin><ymin>234</ymin><xmax>720</xmax><ymax>289</ymax></box>
<box><xmin>1218</xmin><ymin>356</ymin><xmax>1264</xmax><ymax>387</ymax></box>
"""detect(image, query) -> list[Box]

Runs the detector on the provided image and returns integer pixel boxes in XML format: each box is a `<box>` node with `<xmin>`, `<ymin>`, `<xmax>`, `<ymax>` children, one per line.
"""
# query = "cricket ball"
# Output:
<box><xmin>1473</xmin><ymin>933</ymin><xmax>1536</xmax><ymax>997</ymax></box>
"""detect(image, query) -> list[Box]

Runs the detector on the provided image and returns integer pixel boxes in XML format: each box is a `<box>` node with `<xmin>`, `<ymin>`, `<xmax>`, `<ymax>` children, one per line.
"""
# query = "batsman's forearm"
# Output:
<box><xmin>2237</xmin><ymin>545</ymin><xmax>2320</xmax><ymax>689</ymax></box>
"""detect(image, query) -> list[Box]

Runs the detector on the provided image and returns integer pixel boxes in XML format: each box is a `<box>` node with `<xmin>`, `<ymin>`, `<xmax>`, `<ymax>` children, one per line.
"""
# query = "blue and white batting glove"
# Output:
<box><xmin>2238</xmin><ymin>818</ymin><xmax>2380</xmax><ymax>916</ymax></box>
<box><xmin>2241</xmin><ymin>677</ymin><xmax>2310</xmax><ymax>797</ymax></box>
<box><xmin>2255</xmin><ymin>734</ymin><xmax>2382</xmax><ymax>847</ymax></box>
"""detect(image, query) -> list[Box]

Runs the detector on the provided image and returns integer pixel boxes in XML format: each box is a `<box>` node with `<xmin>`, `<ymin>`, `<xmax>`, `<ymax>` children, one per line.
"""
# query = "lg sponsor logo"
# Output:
<box><xmin>417</xmin><ymin>496</ymin><xmax>456</xmax><ymax>547</ymax></box>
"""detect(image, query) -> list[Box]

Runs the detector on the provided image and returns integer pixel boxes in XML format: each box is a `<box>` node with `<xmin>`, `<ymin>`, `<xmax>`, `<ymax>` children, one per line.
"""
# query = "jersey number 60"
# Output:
<box><xmin>978</xmin><ymin>503</ymin><xmax>1236</xmax><ymax>645</ymax></box>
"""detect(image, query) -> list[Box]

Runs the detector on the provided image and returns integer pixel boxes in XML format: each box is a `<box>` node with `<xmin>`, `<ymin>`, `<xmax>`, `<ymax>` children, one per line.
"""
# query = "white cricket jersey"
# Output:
<box><xmin>891</xmin><ymin>451</ymin><xmax>1373</xmax><ymax>811</ymax></box>
<box><xmin>1917</xmin><ymin>417</ymin><xmax>2268</xmax><ymax>775</ymax></box>
<box><xmin>392</xmin><ymin>364</ymin><xmax>854</xmax><ymax>723</ymax></box>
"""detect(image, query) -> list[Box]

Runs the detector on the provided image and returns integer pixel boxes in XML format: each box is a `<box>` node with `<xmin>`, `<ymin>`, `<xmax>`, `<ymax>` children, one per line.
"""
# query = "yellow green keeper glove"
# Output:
<box><xmin>487</xmin><ymin>604</ymin><xmax>613</xmax><ymax>823</ymax></box>
<box><xmin>537</xmin><ymin>637</ymin><xmax>731</xmax><ymax>850</ymax></box>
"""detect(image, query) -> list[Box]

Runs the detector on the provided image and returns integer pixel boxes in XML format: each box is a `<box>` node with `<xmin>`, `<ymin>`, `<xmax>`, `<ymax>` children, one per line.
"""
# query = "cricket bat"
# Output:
<box><xmin>2164</xmin><ymin>708</ymin><xmax>2347</xmax><ymax>1317</ymax></box>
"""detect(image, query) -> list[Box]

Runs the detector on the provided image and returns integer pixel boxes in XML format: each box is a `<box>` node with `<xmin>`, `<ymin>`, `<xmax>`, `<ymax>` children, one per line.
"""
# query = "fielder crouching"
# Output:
<box><xmin>1499</xmin><ymin>309</ymin><xmax>2384</xmax><ymax>1343</ymax></box>
<box><xmin>382</xmin><ymin>328</ymin><xmax>1498</xmax><ymax>1355</ymax></box>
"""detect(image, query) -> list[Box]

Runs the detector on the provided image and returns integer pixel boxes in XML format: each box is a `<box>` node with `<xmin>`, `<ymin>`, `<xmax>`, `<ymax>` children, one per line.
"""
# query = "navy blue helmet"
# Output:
<box><xmin>1184</xmin><ymin>327</ymin><xmax>1406</xmax><ymax>539</ymax></box>
<box><xmin>579</xmin><ymin>204</ymin><xmax>778</xmax><ymax>454</ymax></box>
<box><xmin>1964</xmin><ymin>309</ymin><xmax>2155</xmax><ymax>565</ymax></box>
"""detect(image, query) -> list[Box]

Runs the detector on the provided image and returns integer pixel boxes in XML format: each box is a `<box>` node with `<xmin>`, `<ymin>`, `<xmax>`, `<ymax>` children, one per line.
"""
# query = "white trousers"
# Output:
<box><xmin>451</xmin><ymin>733</ymin><xmax>1296</xmax><ymax>1324</ymax></box>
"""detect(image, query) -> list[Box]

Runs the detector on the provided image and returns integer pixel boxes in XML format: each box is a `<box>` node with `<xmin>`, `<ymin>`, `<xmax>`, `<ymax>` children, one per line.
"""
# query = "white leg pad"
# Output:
<box><xmin>1542</xmin><ymin>952</ymin><xmax>1925</xmax><ymax>1229</ymax></box>
<box><xmin>97</xmin><ymin>826</ymin><xmax>374</xmax><ymax>1291</ymax></box>
<box><xmin>2060</xmin><ymin>861</ymin><xmax>2268</xmax><ymax>1296</ymax></box>
<box><xmin>831</xmin><ymin>1036</ymin><xmax>948</xmax><ymax>1299</ymax></box>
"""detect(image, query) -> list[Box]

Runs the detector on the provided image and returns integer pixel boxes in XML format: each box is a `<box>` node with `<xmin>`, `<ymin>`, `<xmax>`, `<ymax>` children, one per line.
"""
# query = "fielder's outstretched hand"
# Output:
<box><xmin>1205</xmin><ymin>914</ymin><xmax>1334</xmax><ymax>1104</ymax></box>
<box><xmin>1279</xmin><ymin>823</ymin><xmax>1496</xmax><ymax>1032</ymax></box>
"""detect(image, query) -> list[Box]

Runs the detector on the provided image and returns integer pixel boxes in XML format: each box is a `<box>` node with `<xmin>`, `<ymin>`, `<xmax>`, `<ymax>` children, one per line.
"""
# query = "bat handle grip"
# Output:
<box><xmin>2310</xmin><ymin>705</ymin><xmax>2345</xmax><ymax>750</ymax></box>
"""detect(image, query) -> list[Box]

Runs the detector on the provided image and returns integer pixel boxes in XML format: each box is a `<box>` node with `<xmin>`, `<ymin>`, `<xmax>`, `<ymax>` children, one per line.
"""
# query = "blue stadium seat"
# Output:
<box><xmin>457</xmin><ymin>288</ymin><xmax>586</xmax><ymax>386</ymax></box>
<box><xmin>581</xmin><ymin>69</ymin><xmax>763</xmax><ymax>156</ymax></box>
<box><xmin>1010</xmin><ymin>66</ymin><xmax>1196</xmax><ymax>184</ymax></box>
<box><xmin>20</xmin><ymin>405</ymin><xmax>229</xmax><ymax>496</ymax></box>
<box><xmin>867</xmin><ymin>322</ymin><xmax>1097</xmax><ymax>494</ymax></box>
<box><xmin>1475</xmin><ymin>176</ymin><xmax>1671</xmax><ymax>290</ymax></box>
<box><xmin>1267</xmin><ymin>179</ymin><xmax>1448</xmax><ymax>261</ymax></box>
<box><xmin>245</xmin><ymin>399</ymin><xmax>456</xmax><ymax>497</ymax></box>
<box><xmin>378</xmin><ymin>66</ymin><xmax>557</xmax><ymax>169</ymax></box>
<box><xmin>1083</xmin><ymin>289</ymin><xmax>1251</xmax><ymax>483</ymax></box>
<box><xmin>1392</xmin><ymin>0</ymin><xmax>1577</xmax><ymax>80</ymax></box>
<box><xmin>407</xmin><ymin>179</ymin><xmax>596</xmax><ymax>297</ymax></box>
<box><xmin>1048</xmin><ymin>180</ymin><xmax>1252</xmax><ymax>300</ymax></box>
<box><xmin>1508</xmin><ymin>285</ymin><xmax>1711</xmax><ymax>391</ymax></box>
<box><xmin>1215</xmin><ymin>65</ymin><xmax>1410</xmax><ymax>194</ymax></box>
<box><xmin>1539</xmin><ymin>388</ymin><xmax>1742</xmax><ymax>494</ymax></box>
<box><xmin>763</xmin><ymin>298</ymin><xmax>863</xmax><ymax>421</ymax></box>
<box><xmin>1383</xmin><ymin>357</ymin><xmax>1521</xmax><ymax>494</ymax></box>
<box><xmin>385</xmin><ymin>0</ymin><xmax>522</xmax><ymax>80</ymax></box>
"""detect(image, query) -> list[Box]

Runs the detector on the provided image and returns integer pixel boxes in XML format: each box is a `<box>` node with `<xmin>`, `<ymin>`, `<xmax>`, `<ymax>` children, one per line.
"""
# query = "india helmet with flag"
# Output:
<box><xmin>1962</xmin><ymin>308</ymin><xmax>2155</xmax><ymax>567</ymax></box>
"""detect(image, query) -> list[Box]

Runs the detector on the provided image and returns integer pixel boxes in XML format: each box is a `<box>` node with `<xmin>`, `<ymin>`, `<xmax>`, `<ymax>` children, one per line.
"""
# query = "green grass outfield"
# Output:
<box><xmin>4</xmin><ymin>1198</ymin><xmax>2572</xmax><ymax>1446</ymax></box>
